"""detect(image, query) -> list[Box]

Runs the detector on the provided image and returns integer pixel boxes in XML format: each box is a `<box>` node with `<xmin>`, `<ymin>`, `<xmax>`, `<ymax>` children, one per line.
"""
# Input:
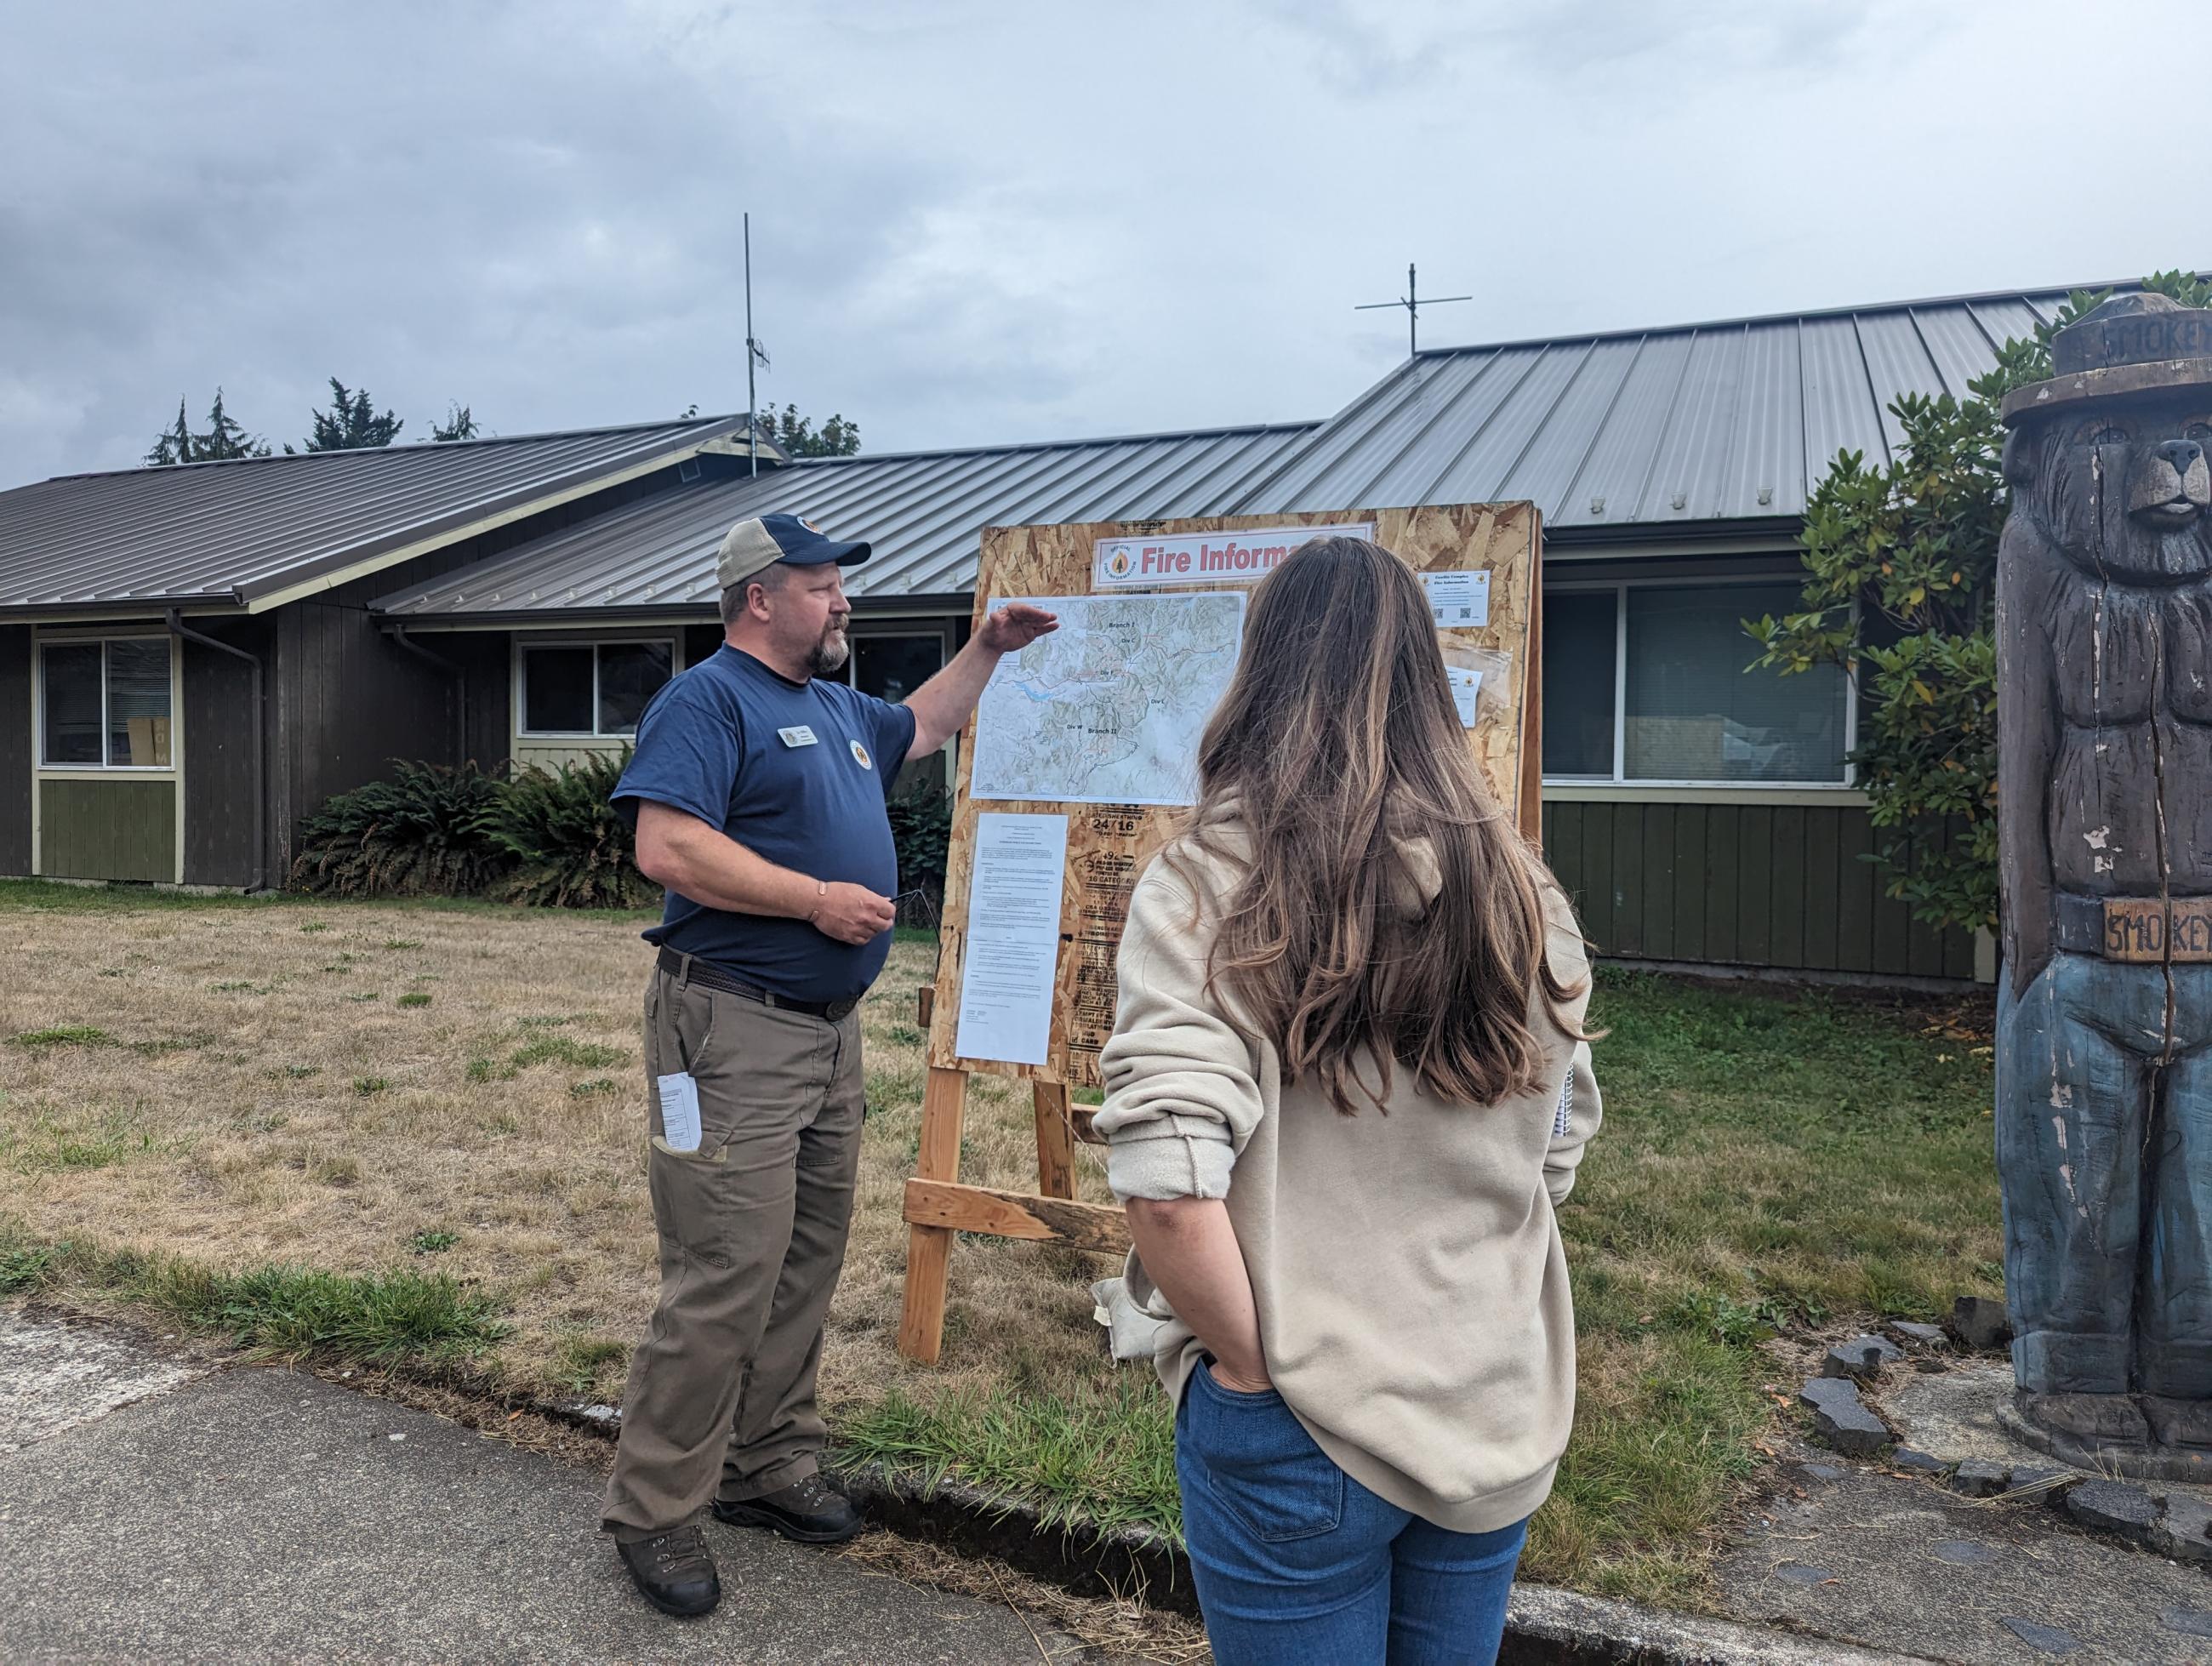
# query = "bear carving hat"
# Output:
<box><xmin>2001</xmin><ymin>290</ymin><xmax>2212</xmax><ymax>426</ymax></box>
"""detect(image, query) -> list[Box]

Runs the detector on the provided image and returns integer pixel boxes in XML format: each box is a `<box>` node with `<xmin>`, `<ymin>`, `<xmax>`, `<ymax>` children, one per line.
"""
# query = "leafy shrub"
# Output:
<box><xmin>289</xmin><ymin>761</ymin><xmax>511</xmax><ymax>899</ymax></box>
<box><xmin>480</xmin><ymin>750</ymin><xmax>658</xmax><ymax>910</ymax></box>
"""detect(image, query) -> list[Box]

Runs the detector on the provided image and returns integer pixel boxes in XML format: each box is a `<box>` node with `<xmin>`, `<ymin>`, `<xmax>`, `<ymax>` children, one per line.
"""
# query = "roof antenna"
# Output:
<box><xmin>1355</xmin><ymin>262</ymin><xmax>1470</xmax><ymax>357</ymax></box>
<box><xmin>744</xmin><ymin>212</ymin><xmax>771</xmax><ymax>476</ymax></box>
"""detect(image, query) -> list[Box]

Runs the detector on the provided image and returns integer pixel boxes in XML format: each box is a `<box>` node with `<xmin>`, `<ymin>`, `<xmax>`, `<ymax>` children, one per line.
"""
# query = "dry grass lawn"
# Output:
<box><xmin>0</xmin><ymin>887</ymin><xmax>1116</xmax><ymax>1418</ymax></box>
<box><xmin>1</xmin><ymin>881</ymin><xmax>2007</xmax><ymax>1611</ymax></box>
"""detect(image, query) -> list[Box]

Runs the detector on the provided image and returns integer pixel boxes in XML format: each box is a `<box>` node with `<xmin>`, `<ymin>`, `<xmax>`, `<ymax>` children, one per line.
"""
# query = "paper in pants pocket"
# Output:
<box><xmin>656</xmin><ymin>1071</ymin><xmax>704</xmax><ymax>1153</ymax></box>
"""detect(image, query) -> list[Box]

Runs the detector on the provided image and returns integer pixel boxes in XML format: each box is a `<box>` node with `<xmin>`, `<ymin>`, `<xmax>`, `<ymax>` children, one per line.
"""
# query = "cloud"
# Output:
<box><xmin>0</xmin><ymin>0</ymin><xmax>2181</xmax><ymax>491</ymax></box>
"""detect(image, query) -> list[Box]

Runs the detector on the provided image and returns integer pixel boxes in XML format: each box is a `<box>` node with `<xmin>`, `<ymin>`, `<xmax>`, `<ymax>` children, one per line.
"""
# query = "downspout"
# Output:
<box><xmin>385</xmin><ymin>624</ymin><xmax>469</xmax><ymax>764</ymax></box>
<box><xmin>167</xmin><ymin>608</ymin><xmax>266</xmax><ymax>893</ymax></box>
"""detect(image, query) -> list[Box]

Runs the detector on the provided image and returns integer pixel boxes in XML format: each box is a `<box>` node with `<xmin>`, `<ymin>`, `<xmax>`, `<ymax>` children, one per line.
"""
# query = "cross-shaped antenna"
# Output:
<box><xmin>1355</xmin><ymin>262</ymin><xmax>1471</xmax><ymax>357</ymax></box>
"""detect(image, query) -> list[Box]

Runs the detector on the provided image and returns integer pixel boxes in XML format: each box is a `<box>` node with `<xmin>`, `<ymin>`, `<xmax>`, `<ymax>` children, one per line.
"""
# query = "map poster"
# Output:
<box><xmin>967</xmin><ymin>591</ymin><xmax>1246</xmax><ymax>807</ymax></box>
<box><xmin>927</xmin><ymin>503</ymin><xmax>1541</xmax><ymax>1087</ymax></box>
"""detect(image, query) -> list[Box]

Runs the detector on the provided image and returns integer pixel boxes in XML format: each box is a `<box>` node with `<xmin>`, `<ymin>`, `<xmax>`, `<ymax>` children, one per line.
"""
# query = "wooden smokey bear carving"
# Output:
<box><xmin>1997</xmin><ymin>291</ymin><xmax>2212</xmax><ymax>1464</ymax></box>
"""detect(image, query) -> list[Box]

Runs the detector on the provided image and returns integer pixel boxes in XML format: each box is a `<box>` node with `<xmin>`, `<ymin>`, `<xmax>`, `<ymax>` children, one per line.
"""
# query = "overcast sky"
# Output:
<box><xmin>0</xmin><ymin>2</ymin><xmax>2186</xmax><ymax>488</ymax></box>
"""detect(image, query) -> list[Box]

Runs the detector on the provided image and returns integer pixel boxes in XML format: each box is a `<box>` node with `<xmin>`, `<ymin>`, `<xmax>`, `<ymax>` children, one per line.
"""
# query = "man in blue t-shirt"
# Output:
<box><xmin>598</xmin><ymin>511</ymin><xmax>1053</xmax><ymax>1618</ymax></box>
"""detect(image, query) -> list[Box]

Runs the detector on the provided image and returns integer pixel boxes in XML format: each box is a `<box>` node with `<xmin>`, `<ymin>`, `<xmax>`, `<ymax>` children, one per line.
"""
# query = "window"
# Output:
<box><xmin>1540</xmin><ymin>582</ymin><xmax>1849</xmax><ymax>786</ymax></box>
<box><xmin>519</xmin><ymin>641</ymin><xmax>673</xmax><ymax>737</ymax></box>
<box><xmin>41</xmin><ymin>637</ymin><xmax>173</xmax><ymax>768</ymax></box>
<box><xmin>1540</xmin><ymin>591</ymin><xmax>1618</xmax><ymax>778</ymax></box>
<box><xmin>852</xmin><ymin>631</ymin><xmax>944</xmax><ymax>704</ymax></box>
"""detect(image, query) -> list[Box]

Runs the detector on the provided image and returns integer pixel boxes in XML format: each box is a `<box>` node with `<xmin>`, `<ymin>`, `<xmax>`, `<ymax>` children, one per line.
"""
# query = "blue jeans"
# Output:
<box><xmin>1176</xmin><ymin>1361</ymin><xmax>1527</xmax><ymax>1665</ymax></box>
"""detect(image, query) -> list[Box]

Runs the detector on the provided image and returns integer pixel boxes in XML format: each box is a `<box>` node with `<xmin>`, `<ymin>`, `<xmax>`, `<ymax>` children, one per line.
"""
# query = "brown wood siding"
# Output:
<box><xmin>438</xmin><ymin>631</ymin><xmax>511</xmax><ymax>773</ymax></box>
<box><xmin>0</xmin><ymin>625</ymin><xmax>31</xmax><ymax>874</ymax></box>
<box><xmin>271</xmin><ymin>601</ymin><xmax>461</xmax><ymax>876</ymax></box>
<box><xmin>180</xmin><ymin>621</ymin><xmax>267</xmax><ymax>887</ymax></box>
<box><xmin>40</xmin><ymin>779</ymin><xmax>175</xmax><ymax>881</ymax></box>
<box><xmin>1540</xmin><ymin>799</ymin><xmax>1979</xmax><ymax>981</ymax></box>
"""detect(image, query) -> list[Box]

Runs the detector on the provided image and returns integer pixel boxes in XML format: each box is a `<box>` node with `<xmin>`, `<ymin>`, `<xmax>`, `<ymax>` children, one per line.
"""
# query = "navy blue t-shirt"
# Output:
<box><xmin>613</xmin><ymin>646</ymin><xmax>917</xmax><ymax>1004</ymax></box>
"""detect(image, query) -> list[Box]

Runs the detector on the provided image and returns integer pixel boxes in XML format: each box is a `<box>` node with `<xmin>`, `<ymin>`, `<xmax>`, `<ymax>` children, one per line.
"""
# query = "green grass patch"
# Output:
<box><xmin>510</xmin><ymin>1036</ymin><xmax>625</xmax><ymax>1071</ymax></box>
<box><xmin>396</xmin><ymin>991</ymin><xmax>433</xmax><ymax>1009</ymax></box>
<box><xmin>270</xmin><ymin>1064</ymin><xmax>320</xmax><ymax>1080</ymax></box>
<box><xmin>552</xmin><ymin>1333</ymin><xmax>631</xmax><ymax>1395</ymax></box>
<box><xmin>352</xmin><ymin>1076</ymin><xmax>390</xmax><ymax>1096</ymax></box>
<box><xmin>2</xmin><ymin>1109</ymin><xmax>168</xmax><ymax>1174</ymax></box>
<box><xmin>408</xmin><ymin>1229</ymin><xmax>459</xmax><ymax>1255</ymax></box>
<box><xmin>466</xmin><ymin>1033</ymin><xmax>625</xmax><ymax>1084</ymax></box>
<box><xmin>11</xmin><ymin>1024</ymin><xmax>114</xmax><ymax>1050</ymax></box>
<box><xmin>384</xmin><ymin>938</ymin><xmax>425</xmax><ymax>950</ymax></box>
<box><xmin>570</xmin><ymin>1077</ymin><xmax>619</xmax><ymax>1098</ymax></box>
<box><xmin>0</xmin><ymin>1222</ymin><xmax>510</xmax><ymax>1365</ymax></box>
<box><xmin>834</xmin><ymin>1377</ymin><xmax>1182</xmax><ymax>1543</ymax></box>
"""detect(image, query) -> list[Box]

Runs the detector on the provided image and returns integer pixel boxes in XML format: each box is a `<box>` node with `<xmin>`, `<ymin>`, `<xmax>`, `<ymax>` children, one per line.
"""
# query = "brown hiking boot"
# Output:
<box><xmin>712</xmin><ymin>1473</ymin><xmax>862</xmax><ymax>1543</ymax></box>
<box><xmin>616</xmin><ymin>1524</ymin><xmax>721</xmax><ymax>1617</ymax></box>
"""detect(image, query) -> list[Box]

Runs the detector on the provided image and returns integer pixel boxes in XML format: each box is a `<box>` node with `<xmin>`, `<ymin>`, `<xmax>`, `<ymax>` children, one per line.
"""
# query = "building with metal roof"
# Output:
<box><xmin>0</xmin><ymin>414</ymin><xmax>766</xmax><ymax>891</ymax></box>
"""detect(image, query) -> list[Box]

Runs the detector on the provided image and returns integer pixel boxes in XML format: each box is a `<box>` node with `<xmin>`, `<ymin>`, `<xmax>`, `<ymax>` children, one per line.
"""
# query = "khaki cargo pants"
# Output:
<box><xmin>600</xmin><ymin>958</ymin><xmax>864</xmax><ymax>1540</ymax></box>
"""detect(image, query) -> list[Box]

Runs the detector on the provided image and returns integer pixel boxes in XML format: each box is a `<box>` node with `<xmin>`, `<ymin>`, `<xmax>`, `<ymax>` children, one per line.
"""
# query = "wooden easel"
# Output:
<box><xmin>897</xmin><ymin>505</ymin><xmax>1542</xmax><ymax>1364</ymax></box>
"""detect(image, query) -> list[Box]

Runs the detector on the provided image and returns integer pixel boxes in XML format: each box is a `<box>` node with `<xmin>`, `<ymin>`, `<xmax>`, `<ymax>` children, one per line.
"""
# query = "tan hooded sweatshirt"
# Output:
<box><xmin>1092</xmin><ymin>829</ymin><xmax>1601</xmax><ymax>1535</ymax></box>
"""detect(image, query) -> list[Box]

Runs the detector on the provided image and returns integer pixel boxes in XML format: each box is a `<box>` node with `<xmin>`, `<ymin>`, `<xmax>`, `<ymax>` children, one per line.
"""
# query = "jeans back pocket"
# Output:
<box><xmin>1180</xmin><ymin>1362</ymin><xmax>1346</xmax><ymax>1543</ymax></box>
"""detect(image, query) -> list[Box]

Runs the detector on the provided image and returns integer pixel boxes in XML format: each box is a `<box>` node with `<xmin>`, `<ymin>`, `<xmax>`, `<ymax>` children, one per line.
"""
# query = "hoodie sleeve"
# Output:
<box><xmin>1093</xmin><ymin>857</ymin><xmax>1264</xmax><ymax>1203</ymax></box>
<box><xmin>1539</xmin><ymin>887</ymin><xmax>1603</xmax><ymax>1207</ymax></box>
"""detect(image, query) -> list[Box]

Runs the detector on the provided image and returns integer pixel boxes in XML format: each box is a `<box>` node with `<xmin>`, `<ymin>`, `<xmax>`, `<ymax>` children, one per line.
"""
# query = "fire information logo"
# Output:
<box><xmin>1101</xmin><ymin>543</ymin><xmax>1137</xmax><ymax>579</ymax></box>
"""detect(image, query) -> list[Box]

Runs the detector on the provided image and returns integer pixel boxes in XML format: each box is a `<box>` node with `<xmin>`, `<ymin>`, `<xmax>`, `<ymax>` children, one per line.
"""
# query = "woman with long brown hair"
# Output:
<box><xmin>1095</xmin><ymin>536</ymin><xmax>1601</xmax><ymax>1664</ymax></box>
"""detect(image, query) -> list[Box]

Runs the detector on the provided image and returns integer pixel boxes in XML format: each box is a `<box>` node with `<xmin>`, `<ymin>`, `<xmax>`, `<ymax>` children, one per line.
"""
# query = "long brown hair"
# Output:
<box><xmin>1172</xmin><ymin>536</ymin><xmax>1583</xmax><ymax>1115</ymax></box>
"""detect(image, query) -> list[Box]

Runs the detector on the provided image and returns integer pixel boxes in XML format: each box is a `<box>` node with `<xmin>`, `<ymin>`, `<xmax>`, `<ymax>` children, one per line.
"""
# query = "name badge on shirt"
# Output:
<box><xmin>777</xmin><ymin>725</ymin><xmax>818</xmax><ymax>748</ymax></box>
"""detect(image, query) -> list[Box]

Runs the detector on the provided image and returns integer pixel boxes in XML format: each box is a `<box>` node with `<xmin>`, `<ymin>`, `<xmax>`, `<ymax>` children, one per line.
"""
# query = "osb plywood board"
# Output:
<box><xmin>927</xmin><ymin>504</ymin><xmax>1540</xmax><ymax>1087</ymax></box>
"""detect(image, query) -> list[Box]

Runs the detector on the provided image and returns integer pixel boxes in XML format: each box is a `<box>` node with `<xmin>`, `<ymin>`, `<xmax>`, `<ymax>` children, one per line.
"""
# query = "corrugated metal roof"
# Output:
<box><xmin>0</xmin><ymin>416</ymin><xmax>749</xmax><ymax>613</ymax></box>
<box><xmin>375</xmin><ymin>422</ymin><xmax>1319</xmax><ymax>618</ymax></box>
<box><xmin>1227</xmin><ymin>282</ymin><xmax>2112</xmax><ymax>529</ymax></box>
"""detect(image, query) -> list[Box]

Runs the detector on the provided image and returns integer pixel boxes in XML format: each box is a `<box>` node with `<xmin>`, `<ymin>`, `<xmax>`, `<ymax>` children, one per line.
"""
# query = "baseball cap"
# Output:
<box><xmin>716</xmin><ymin>513</ymin><xmax>873</xmax><ymax>591</ymax></box>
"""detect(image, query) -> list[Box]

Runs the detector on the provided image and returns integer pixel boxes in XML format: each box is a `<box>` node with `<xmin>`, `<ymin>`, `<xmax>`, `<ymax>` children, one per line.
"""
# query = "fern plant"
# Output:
<box><xmin>482</xmin><ymin>750</ymin><xmax>658</xmax><ymax>910</ymax></box>
<box><xmin>288</xmin><ymin>762</ymin><xmax>512</xmax><ymax>898</ymax></box>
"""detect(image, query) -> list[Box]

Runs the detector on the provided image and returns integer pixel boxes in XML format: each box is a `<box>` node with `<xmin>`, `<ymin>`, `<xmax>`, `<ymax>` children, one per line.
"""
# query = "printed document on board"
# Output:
<box><xmin>954</xmin><ymin>813</ymin><xmax>1069</xmax><ymax>1066</ymax></box>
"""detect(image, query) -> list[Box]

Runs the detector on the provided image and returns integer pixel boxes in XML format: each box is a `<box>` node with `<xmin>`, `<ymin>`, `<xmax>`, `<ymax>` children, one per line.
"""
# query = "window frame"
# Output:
<box><xmin>35</xmin><ymin>632</ymin><xmax>180</xmax><ymax>773</ymax></box>
<box><xmin>514</xmin><ymin>636</ymin><xmax>678</xmax><ymax>740</ymax></box>
<box><xmin>1541</xmin><ymin>576</ymin><xmax>1857</xmax><ymax>790</ymax></box>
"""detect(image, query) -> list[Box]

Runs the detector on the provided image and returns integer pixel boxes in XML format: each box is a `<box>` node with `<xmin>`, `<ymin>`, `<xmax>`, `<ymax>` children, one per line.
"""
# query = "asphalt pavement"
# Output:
<box><xmin>0</xmin><ymin>1309</ymin><xmax>1087</xmax><ymax>1664</ymax></box>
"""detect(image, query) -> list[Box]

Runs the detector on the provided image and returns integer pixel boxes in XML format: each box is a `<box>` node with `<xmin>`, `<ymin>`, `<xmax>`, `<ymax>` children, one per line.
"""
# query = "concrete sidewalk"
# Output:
<box><xmin>0</xmin><ymin>1309</ymin><xmax>1089</xmax><ymax>1664</ymax></box>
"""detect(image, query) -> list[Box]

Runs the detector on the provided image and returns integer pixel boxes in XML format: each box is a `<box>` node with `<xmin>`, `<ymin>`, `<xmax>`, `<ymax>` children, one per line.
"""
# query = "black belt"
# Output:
<box><xmin>656</xmin><ymin>948</ymin><xmax>858</xmax><ymax>1020</ymax></box>
<box><xmin>2054</xmin><ymin>893</ymin><xmax>2212</xmax><ymax>962</ymax></box>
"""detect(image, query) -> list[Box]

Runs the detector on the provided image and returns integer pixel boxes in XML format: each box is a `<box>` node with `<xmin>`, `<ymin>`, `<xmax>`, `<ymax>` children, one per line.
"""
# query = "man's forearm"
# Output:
<box><xmin>904</xmin><ymin>634</ymin><xmax>1002</xmax><ymax>756</ymax></box>
<box><xmin>1124</xmin><ymin>1197</ymin><xmax>1268</xmax><ymax>1385</ymax></box>
<box><xmin>653</xmin><ymin>821</ymin><xmax>817</xmax><ymax>919</ymax></box>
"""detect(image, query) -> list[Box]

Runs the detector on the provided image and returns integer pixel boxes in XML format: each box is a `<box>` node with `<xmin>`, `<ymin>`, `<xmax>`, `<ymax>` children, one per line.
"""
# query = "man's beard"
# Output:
<box><xmin>805</xmin><ymin>625</ymin><xmax>850</xmax><ymax>678</ymax></box>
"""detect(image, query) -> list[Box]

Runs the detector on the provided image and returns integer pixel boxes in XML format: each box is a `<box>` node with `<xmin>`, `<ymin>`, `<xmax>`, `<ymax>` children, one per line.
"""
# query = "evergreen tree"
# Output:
<box><xmin>761</xmin><ymin>402</ymin><xmax>860</xmax><ymax>457</ymax></box>
<box><xmin>298</xmin><ymin>379</ymin><xmax>404</xmax><ymax>451</ymax></box>
<box><xmin>144</xmin><ymin>387</ymin><xmax>270</xmax><ymax>465</ymax></box>
<box><xmin>430</xmin><ymin>402</ymin><xmax>479</xmax><ymax>442</ymax></box>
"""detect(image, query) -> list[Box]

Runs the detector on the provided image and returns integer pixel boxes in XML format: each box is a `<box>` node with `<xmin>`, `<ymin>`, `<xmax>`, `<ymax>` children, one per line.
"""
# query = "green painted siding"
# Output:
<box><xmin>1542</xmin><ymin>800</ymin><xmax>1978</xmax><ymax>981</ymax></box>
<box><xmin>39</xmin><ymin>779</ymin><xmax>176</xmax><ymax>882</ymax></box>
